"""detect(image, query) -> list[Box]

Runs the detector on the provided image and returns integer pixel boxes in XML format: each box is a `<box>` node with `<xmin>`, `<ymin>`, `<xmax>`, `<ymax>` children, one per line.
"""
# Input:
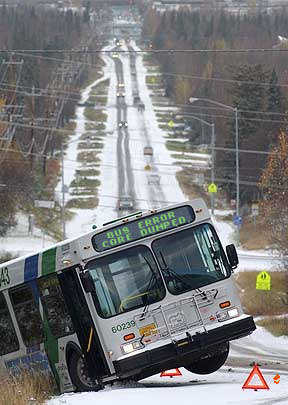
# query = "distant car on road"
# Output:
<box><xmin>118</xmin><ymin>121</ymin><xmax>128</xmax><ymax>129</ymax></box>
<box><xmin>148</xmin><ymin>174</ymin><xmax>160</xmax><ymax>185</ymax></box>
<box><xmin>117</xmin><ymin>91</ymin><xmax>126</xmax><ymax>97</ymax></box>
<box><xmin>138</xmin><ymin>102</ymin><xmax>145</xmax><ymax>111</ymax></box>
<box><xmin>118</xmin><ymin>195</ymin><xmax>134</xmax><ymax>210</ymax></box>
<box><xmin>133</xmin><ymin>95</ymin><xmax>141</xmax><ymax>104</ymax></box>
<box><xmin>112</xmin><ymin>52</ymin><xmax>119</xmax><ymax>59</ymax></box>
<box><xmin>144</xmin><ymin>146</ymin><xmax>153</xmax><ymax>156</ymax></box>
<box><xmin>117</xmin><ymin>82</ymin><xmax>125</xmax><ymax>89</ymax></box>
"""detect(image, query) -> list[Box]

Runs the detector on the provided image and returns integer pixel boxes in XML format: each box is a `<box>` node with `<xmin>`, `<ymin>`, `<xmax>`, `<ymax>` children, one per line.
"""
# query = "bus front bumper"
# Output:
<box><xmin>113</xmin><ymin>315</ymin><xmax>256</xmax><ymax>378</ymax></box>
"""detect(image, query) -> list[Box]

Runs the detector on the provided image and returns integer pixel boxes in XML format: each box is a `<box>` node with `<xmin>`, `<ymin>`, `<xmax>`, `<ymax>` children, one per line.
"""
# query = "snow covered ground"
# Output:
<box><xmin>47</xmin><ymin>370</ymin><xmax>288</xmax><ymax>405</ymax></box>
<box><xmin>0</xmin><ymin>213</ymin><xmax>55</xmax><ymax>257</ymax></box>
<box><xmin>45</xmin><ymin>323</ymin><xmax>288</xmax><ymax>405</ymax></box>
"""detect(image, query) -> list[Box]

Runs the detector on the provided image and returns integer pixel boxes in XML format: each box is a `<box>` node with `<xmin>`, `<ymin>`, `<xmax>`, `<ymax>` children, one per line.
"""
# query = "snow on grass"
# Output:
<box><xmin>213</xmin><ymin>216</ymin><xmax>281</xmax><ymax>271</ymax></box>
<box><xmin>0</xmin><ymin>213</ymin><xmax>55</xmax><ymax>257</ymax></box>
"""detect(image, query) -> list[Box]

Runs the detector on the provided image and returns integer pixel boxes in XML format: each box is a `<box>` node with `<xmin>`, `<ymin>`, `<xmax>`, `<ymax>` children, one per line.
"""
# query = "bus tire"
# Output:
<box><xmin>185</xmin><ymin>342</ymin><xmax>229</xmax><ymax>375</ymax></box>
<box><xmin>68</xmin><ymin>351</ymin><xmax>100</xmax><ymax>392</ymax></box>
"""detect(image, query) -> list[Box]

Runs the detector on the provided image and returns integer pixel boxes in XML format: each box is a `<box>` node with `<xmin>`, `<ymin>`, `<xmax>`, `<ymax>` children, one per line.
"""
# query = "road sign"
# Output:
<box><xmin>208</xmin><ymin>183</ymin><xmax>217</xmax><ymax>193</ymax></box>
<box><xmin>34</xmin><ymin>200</ymin><xmax>55</xmax><ymax>209</ymax></box>
<box><xmin>252</xmin><ymin>202</ymin><xmax>259</xmax><ymax>217</ymax></box>
<box><xmin>168</xmin><ymin>120</ymin><xmax>174</xmax><ymax>128</ymax></box>
<box><xmin>242</xmin><ymin>364</ymin><xmax>269</xmax><ymax>390</ymax></box>
<box><xmin>160</xmin><ymin>368</ymin><xmax>182</xmax><ymax>377</ymax></box>
<box><xmin>233</xmin><ymin>215</ymin><xmax>242</xmax><ymax>226</ymax></box>
<box><xmin>256</xmin><ymin>271</ymin><xmax>271</xmax><ymax>290</ymax></box>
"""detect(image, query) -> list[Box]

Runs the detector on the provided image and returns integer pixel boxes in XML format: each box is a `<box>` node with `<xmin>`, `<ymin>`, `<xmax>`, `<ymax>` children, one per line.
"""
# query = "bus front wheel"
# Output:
<box><xmin>68</xmin><ymin>351</ymin><xmax>100</xmax><ymax>392</ymax></box>
<box><xmin>185</xmin><ymin>343</ymin><xmax>229</xmax><ymax>375</ymax></box>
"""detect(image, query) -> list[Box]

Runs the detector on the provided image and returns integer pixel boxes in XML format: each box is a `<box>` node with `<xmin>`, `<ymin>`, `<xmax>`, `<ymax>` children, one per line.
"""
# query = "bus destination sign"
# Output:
<box><xmin>92</xmin><ymin>205</ymin><xmax>195</xmax><ymax>252</ymax></box>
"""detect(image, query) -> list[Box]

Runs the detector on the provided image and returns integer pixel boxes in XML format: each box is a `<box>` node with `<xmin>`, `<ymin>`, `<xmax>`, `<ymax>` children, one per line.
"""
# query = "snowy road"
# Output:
<box><xmin>47</xmin><ymin>364</ymin><xmax>288</xmax><ymax>405</ymax></box>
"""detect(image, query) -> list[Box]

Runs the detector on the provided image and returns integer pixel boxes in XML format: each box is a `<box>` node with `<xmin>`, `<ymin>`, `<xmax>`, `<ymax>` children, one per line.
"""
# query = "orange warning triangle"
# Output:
<box><xmin>242</xmin><ymin>364</ymin><xmax>269</xmax><ymax>390</ymax></box>
<box><xmin>160</xmin><ymin>368</ymin><xmax>182</xmax><ymax>377</ymax></box>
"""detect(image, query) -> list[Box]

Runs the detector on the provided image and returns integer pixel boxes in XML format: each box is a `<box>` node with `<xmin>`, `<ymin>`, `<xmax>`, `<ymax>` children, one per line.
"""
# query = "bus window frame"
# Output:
<box><xmin>84</xmin><ymin>244</ymin><xmax>167</xmax><ymax>320</ymax></box>
<box><xmin>0</xmin><ymin>291</ymin><xmax>20</xmax><ymax>355</ymax></box>
<box><xmin>151</xmin><ymin>222</ymin><xmax>232</xmax><ymax>296</ymax></box>
<box><xmin>37</xmin><ymin>273</ymin><xmax>75</xmax><ymax>339</ymax></box>
<box><xmin>9</xmin><ymin>282</ymin><xmax>45</xmax><ymax>348</ymax></box>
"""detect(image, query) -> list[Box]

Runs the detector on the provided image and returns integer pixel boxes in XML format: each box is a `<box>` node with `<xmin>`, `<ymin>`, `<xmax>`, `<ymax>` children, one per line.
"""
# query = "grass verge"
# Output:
<box><xmin>67</xmin><ymin>197</ymin><xmax>98</xmax><ymax>209</ymax></box>
<box><xmin>0</xmin><ymin>372</ymin><xmax>57</xmax><ymax>405</ymax></box>
<box><xmin>256</xmin><ymin>317</ymin><xmax>288</xmax><ymax>337</ymax></box>
<box><xmin>236</xmin><ymin>271</ymin><xmax>288</xmax><ymax>318</ymax></box>
<box><xmin>239</xmin><ymin>217</ymin><xmax>272</xmax><ymax>250</ymax></box>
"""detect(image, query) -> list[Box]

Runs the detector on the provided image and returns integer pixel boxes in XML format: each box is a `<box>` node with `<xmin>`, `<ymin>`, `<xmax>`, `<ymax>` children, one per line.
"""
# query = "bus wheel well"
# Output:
<box><xmin>184</xmin><ymin>342</ymin><xmax>229</xmax><ymax>375</ymax></box>
<box><xmin>66</xmin><ymin>342</ymin><xmax>82</xmax><ymax>364</ymax></box>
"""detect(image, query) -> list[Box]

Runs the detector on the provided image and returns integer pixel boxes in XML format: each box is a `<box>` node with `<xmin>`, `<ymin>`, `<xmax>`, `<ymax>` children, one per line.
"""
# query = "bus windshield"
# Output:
<box><xmin>86</xmin><ymin>245</ymin><xmax>166</xmax><ymax>318</ymax></box>
<box><xmin>152</xmin><ymin>223</ymin><xmax>230</xmax><ymax>295</ymax></box>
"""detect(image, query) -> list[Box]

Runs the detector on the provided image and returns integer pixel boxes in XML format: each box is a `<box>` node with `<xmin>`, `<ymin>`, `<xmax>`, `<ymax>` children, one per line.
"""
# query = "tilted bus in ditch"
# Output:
<box><xmin>0</xmin><ymin>199</ymin><xmax>256</xmax><ymax>392</ymax></box>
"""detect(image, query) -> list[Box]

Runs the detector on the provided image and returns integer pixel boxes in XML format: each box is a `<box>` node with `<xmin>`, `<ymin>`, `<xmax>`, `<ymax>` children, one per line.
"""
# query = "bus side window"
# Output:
<box><xmin>38</xmin><ymin>275</ymin><xmax>74</xmax><ymax>338</ymax></box>
<box><xmin>0</xmin><ymin>292</ymin><xmax>19</xmax><ymax>355</ymax></box>
<box><xmin>10</xmin><ymin>284</ymin><xmax>44</xmax><ymax>347</ymax></box>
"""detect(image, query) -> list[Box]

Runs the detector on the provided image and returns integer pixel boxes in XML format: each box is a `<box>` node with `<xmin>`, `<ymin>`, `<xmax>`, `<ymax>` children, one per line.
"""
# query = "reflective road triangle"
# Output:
<box><xmin>160</xmin><ymin>368</ymin><xmax>182</xmax><ymax>377</ymax></box>
<box><xmin>242</xmin><ymin>365</ymin><xmax>270</xmax><ymax>390</ymax></box>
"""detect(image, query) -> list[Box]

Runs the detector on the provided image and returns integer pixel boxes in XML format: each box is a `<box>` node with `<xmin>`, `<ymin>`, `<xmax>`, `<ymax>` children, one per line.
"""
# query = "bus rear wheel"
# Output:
<box><xmin>185</xmin><ymin>343</ymin><xmax>229</xmax><ymax>375</ymax></box>
<box><xmin>68</xmin><ymin>351</ymin><xmax>100</xmax><ymax>392</ymax></box>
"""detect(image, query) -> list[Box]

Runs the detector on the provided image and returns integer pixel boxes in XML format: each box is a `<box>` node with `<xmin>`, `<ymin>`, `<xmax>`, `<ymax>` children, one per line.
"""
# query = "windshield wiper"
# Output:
<box><xmin>158</xmin><ymin>251</ymin><xmax>192</xmax><ymax>291</ymax></box>
<box><xmin>139</xmin><ymin>256</ymin><xmax>159</xmax><ymax>319</ymax></box>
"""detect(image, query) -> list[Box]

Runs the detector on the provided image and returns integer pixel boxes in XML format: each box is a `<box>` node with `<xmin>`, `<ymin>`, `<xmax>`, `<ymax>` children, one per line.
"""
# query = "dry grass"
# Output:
<box><xmin>256</xmin><ymin>317</ymin><xmax>288</xmax><ymax>337</ymax></box>
<box><xmin>239</xmin><ymin>217</ymin><xmax>272</xmax><ymax>250</ymax></box>
<box><xmin>0</xmin><ymin>371</ymin><xmax>57</xmax><ymax>405</ymax></box>
<box><xmin>236</xmin><ymin>271</ymin><xmax>288</xmax><ymax>316</ymax></box>
<box><xmin>176</xmin><ymin>169</ymin><xmax>209</xmax><ymax>205</ymax></box>
<box><xmin>254</xmin><ymin>306</ymin><xmax>288</xmax><ymax>333</ymax></box>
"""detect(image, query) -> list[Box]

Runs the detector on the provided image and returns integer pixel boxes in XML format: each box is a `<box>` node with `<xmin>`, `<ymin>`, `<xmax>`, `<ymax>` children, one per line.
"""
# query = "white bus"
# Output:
<box><xmin>0</xmin><ymin>199</ymin><xmax>255</xmax><ymax>392</ymax></box>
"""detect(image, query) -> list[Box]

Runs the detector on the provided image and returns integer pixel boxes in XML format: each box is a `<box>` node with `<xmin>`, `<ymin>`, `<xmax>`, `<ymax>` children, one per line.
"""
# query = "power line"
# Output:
<box><xmin>3</xmin><ymin>48</ymin><xmax>288</xmax><ymax>54</ymax></box>
<box><xmin>2</xmin><ymin>50</ymin><xmax>288</xmax><ymax>93</ymax></box>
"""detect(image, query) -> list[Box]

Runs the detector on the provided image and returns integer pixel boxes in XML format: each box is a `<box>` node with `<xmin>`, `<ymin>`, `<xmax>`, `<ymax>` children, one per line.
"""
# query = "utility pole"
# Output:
<box><xmin>29</xmin><ymin>86</ymin><xmax>35</xmax><ymax>168</ymax></box>
<box><xmin>211</xmin><ymin>123</ymin><xmax>215</xmax><ymax>215</ymax></box>
<box><xmin>235</xmin><ymin>107</ymin><xmax>240</xmax><ymax>245</ymax></box>
<box><xmin>189</xmin><ymin>98</ymin><xmax>241</xmax><ymax>244</ymax></box>
<box><xmin>61</xmin><ymin>142</ymin><xmax>66</xmax><ymax>240</ymax></box>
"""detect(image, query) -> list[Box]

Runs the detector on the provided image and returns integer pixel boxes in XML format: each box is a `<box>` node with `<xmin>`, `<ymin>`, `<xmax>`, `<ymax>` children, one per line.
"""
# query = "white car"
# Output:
<box><xmin>118</xmin><ymin>196</ymin><xmax>133</xmax><ymax>210</ymax></box>
<box><xmin>118</xmin><ymin>121</ymin><xmax>128</xmax><ymax>129</ymax></box>
<box><xmin>117</xmin><ymin>91</ymin><xmax>125</xmax><ymax>97</ymax></box>
<box><xmin>144</xmin><ymin>146</ymin><xmax>153</xmax><ymax>156</ymax></box>
<box><xmin>148</xmin><ymin>174</ymin><xmax>160</xmax><ymax>185</ymax></box>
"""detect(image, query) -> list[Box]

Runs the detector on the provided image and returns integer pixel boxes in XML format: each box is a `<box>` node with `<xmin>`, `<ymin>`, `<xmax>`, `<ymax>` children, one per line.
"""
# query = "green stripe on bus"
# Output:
<box><xmin>43</xmin><ymin>314</ymin><xmax>60</xmax><ymax>387</ymax></box>
<box><xmin>42</xmin><ymin>248</ymin><xmax>56</xmax><ymax>276</ymax></box>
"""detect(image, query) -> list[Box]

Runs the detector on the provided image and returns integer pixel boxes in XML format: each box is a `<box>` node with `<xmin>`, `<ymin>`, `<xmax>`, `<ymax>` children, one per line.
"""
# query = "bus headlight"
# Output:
<box><xmin>217</xmin><ymin>308</ymin><xmax>239</xmax><ymax>322</ymax></box>
<box><xmin>121</xmin><ymin>340</ymin><xmax>143</xmax><ymax>355</ymax></box>
<box><xmin>227</xmin><ymin>308</ymin><xmax>239</xmax><ymax>318</ymax></box>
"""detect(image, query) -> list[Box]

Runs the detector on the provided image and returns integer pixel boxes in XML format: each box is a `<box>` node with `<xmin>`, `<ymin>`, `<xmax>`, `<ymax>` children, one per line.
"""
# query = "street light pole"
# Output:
<box><xmin>211</xmin><ymin>123</ymin><xmax>215</xmax><ymax>215</ymax></box>
<box><xmin>189</xmin><ymin>97</ymin><xmax>240</xmax><ymax>243</ymax></box>
<box><xmin>61</xmin><ymin>143</ymin><xmax>66</xmax><ymax>240</ymax></box>
<box><xmin>176</xmin><ymin>112</ymin><xmax>216</xmax><ymax>214</ymax></box>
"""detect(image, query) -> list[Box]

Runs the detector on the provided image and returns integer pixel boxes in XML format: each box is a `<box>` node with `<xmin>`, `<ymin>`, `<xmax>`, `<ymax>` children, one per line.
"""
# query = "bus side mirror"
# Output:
<box><xmin>80</xmin><ymin>271</ymin><xmax>95</xmax><ymax>293</ymax></box>
<box><xmin>226</xmin><ymin>244</ymin><xmax>238</xmax><ymax>269</ymax></box>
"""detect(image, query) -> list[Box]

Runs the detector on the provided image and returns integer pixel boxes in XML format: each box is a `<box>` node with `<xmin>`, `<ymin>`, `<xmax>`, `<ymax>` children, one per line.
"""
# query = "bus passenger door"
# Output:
<box><xmin>58</xmin><ymin>268</ymin><xmax>110</xmax><ymax>380</ymax></box>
